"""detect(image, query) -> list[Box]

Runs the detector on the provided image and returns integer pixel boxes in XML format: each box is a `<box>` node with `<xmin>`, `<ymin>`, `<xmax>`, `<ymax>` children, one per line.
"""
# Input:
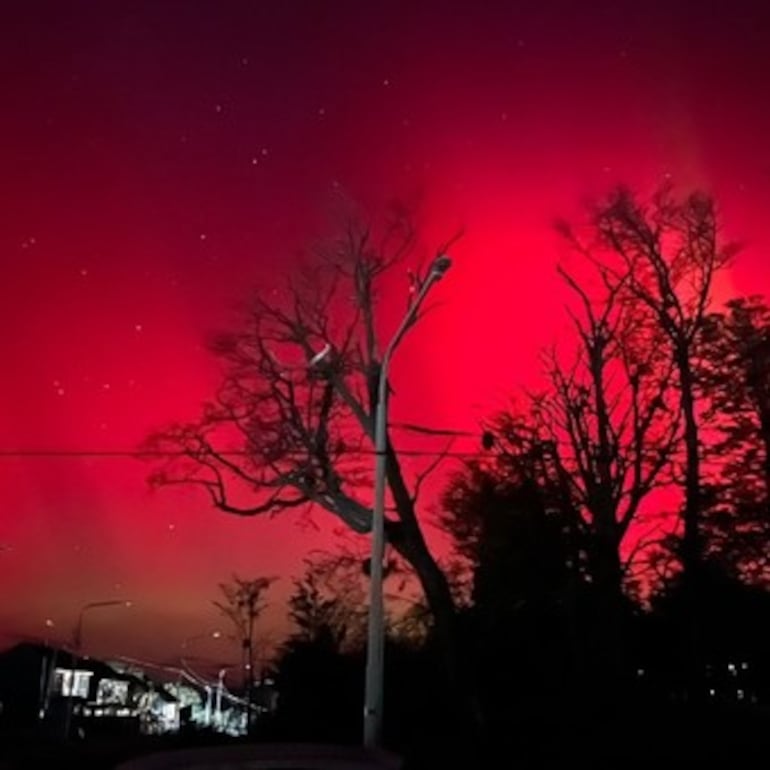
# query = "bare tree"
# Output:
<box><xmin>561</xmin><ymin>185</ymin><xmax>737</xmax><ymax>580</ymax></box>
<box><xmin>146</xmin><ymin>206</ymin><xmax>468</xmax><ymax>710</ymax></box>
<box><xmin>214</xmin><ymin>575</ymin><xmax>275</xmax><ymax>688</ymax></box>
<box><xmin>446</xmin><ymin>260</ymin><xmax>679</xmax><ymax>694</ymax></box>
<box><xmin>529</xmin><ymin>259</ymin><xmax>680</xmax><ymax>601</ymax></box>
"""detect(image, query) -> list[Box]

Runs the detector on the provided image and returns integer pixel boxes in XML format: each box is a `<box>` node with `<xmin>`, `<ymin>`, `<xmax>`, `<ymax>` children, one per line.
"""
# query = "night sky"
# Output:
<box><xmin>2</xmin><ymin>0</ymin><xmax>770</xmax><ymax>667</ymax></box>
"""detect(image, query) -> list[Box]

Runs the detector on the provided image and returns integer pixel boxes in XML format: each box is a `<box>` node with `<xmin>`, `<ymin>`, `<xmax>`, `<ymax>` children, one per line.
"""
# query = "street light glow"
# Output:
<box><xmin>181</xmin><ymin>630</ymin><xmax>223</xmax><ymax>648</ymax></box>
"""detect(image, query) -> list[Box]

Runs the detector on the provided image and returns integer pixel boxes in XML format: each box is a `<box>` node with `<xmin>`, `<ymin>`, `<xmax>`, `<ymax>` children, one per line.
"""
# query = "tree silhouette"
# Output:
<box><xmin>145</xmin><ymin>204</ymin><xmax>468</xmax><ymax>714</ymax></box>
<box><xmin>527</xmin><ymin>258</ymin><xmax>679</xmax><ymax>604</ymax></box>
<box><xmin>699</xmin><ymin>295</ymin><xmax>770</xmax><ymax>582</ymax></box>
<box><xmin>213</xmin><ymin>575</ymin><xmax>275</xmax><ymax>695</ymax></box>
<box><xmin>560</xmin><ymin>185</ymin><xmax>737</xmax><ymax>581</ymax></box>
<box><xmin>287</xmin><ymin>556</ymin><xmax>367</xmax><ymax>652</ymax></box>
<box><xmin>443</xmin><ymin>421</ymin><xmax>644</xmax><ymax>718</ymax></box>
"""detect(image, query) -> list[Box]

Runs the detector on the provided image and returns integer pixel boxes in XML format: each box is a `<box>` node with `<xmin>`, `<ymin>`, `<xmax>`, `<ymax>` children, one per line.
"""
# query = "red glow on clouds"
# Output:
<box><xmin>1</xmin><ymin>1</ymin><xmax>770</xmax><ymax>662</ymax></box>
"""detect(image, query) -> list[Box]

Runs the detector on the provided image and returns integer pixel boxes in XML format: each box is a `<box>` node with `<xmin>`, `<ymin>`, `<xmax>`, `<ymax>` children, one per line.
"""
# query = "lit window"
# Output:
<box><xmin>97</xmin><ymin>679</ymin><xmax>129</xmax><ymax>705</ymax></box>
<box><xmin>54</xmin><ymin>668</ymin><xmax>93</xmax><ymax>698</ymax></box>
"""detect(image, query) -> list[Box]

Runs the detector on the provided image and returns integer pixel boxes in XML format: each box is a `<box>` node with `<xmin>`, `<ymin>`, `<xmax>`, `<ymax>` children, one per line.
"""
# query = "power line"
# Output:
<box><xmin>0</xmin><ymin>448</ymin><xmax>483</xmax><ymax>459</ymax></box>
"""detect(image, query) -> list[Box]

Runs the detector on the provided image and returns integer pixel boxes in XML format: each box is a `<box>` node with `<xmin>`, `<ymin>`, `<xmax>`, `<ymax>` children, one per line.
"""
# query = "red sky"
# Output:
<box><xmin>2</xmin><ymin>0</ymin><xmax>770</xmax><ymax>668</ymax></box>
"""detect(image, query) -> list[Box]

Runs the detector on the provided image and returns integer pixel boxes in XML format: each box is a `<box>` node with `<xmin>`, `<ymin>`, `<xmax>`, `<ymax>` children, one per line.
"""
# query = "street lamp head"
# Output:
<box><xmin>431</xmin><ymin>254</ymin><xmax>452</xmax><ymax>278</ymax></box>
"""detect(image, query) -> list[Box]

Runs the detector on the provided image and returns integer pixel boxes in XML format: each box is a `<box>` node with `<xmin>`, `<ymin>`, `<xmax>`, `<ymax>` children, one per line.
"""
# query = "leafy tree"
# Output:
<box><xmin>442</xmin><ymin>453</ymin><xmax>629</xmax><ymax>726</ymax></box>
<box><xmin>699</xmin><ymin>295</ymin><xmax>770</xmax><ymax>582</ymax></box>
<box><xmin>287</xmin><ymin>555</ymin><xmax>368</xmax><ymax>652</ymax></box>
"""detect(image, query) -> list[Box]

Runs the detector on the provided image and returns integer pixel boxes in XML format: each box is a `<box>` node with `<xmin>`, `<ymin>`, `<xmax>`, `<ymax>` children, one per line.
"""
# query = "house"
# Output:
<box><xmin>0</xmin><ymin>643</ymin><xmax>179</xmax><ymax>737</ymax></box>
<box><xmin>0</xmin><ymin>643</ymin><xmax>254</xmax><ymax>738</ymax></box>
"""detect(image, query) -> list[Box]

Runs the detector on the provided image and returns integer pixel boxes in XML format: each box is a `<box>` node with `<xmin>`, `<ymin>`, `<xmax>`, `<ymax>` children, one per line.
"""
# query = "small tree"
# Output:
<box><xmin>214</xmin><ymin>575</ymin><xmax>275</xmax><ymax>691</ymax></box>
<box><xmin>287</xmin><ymin>555</ymin><xmax>368</xmax><ymax>652</ymax></box>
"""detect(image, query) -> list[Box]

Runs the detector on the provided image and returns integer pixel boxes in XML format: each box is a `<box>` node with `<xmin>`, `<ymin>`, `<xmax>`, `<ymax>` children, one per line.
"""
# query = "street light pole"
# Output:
<box><xmin>215</xmin><ymin>667</ymin><xmax>228</xmax><ymax>730</ymax></box>
<box><xmin>363</xmin><ymin>254</ymin><xmax>452</xmax><ymax>749</ymax></box>
<box><xmin>179</xmin><ymin>631</ymin><xmax>223</xmax><ymax>729</ymax></box>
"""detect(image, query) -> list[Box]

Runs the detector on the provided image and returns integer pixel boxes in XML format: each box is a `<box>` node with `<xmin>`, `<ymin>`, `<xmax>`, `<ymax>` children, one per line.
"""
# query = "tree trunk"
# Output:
<box><xmin>383</xmin><ymin>444</ymin><xmax>484</xmax><ymax>752</ymax></box>
<box><xmin>589</xmin><ymin>528</ymin><xmax>627</xmax><ymax>701</ymax></box>
<box><xmin>676</xmin><ymin>349</ymin><xmax>706</xmax><ymax>700</ymax></box>
<box><xmin>678</xmin><ymin>352</ymin><xmax>702</xmax><ymax>577</ymax></box>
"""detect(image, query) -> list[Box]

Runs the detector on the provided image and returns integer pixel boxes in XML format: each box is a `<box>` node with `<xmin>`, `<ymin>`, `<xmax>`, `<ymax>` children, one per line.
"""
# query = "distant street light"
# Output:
<box><xmin>73</xmin><ymin>599</ymin><xmax>133</xmax><ymax>653</ymax></box>
<box><xmin>66</xmin><ymin>598</ymin><xmax>132</xmax><ymax>739</ymax></box>
<box><xmin>39</xmin><ymin>619</ymin><xmax>57</xmax><ymax>719</ymax></box>
<box><xmin>181</xmin><ymin>630</ymin><xmax>222</xmax><ymax>651</ymax></box>
<box><xmin>363</xmin><ymin>253</ymin><xmax>452</xmax><ymax>749</ymax></box>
